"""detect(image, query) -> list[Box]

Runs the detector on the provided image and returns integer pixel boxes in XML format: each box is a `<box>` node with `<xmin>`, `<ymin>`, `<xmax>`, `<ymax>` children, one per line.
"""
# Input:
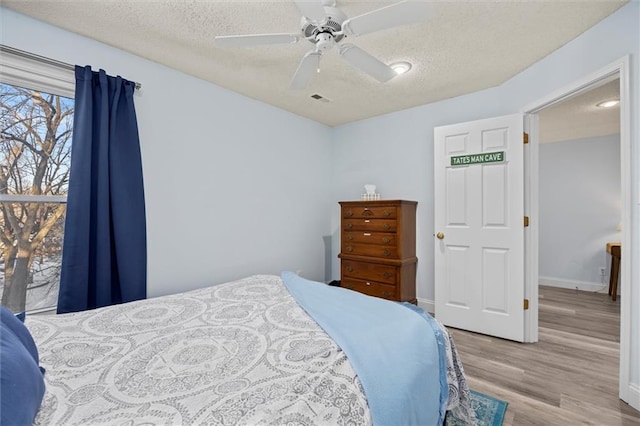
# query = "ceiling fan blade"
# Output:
<box><xmin>294</xmin><ymin>0</ymin><xmax>327</xmax><ymax>23</ymax></box>
<box><xmin>290</xmin><ymin>50</ymin><xmax>322</xmax><ymax>90</ymax></box>
<box><xmin>342</xmin><ymin>0</ymin><xmax>429</xmax><ymax>37</ymax></box>
<box><xmin>339</xmin><ymin>44</ymin><xmax>396</xmax><ymax>83</ymax></box>
<box><xmin>215</xmin><ymin>33</ymin><xmax>300</xmax><ymax>48</ymax></box>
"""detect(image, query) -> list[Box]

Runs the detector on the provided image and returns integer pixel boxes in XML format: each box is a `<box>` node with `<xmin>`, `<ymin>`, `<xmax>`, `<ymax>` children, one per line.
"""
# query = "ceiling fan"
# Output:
<box><xmin>214</xmin><ymin>0</ymin><xmax>429</xmax><ymax>90</ymax></box>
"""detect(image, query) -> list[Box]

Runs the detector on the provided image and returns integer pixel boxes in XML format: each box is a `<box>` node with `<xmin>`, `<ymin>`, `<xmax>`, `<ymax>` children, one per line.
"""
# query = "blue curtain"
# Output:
<box><xmin>57</xmin><ymin>66</ymin><xmax>146</xmax><ymax>314</ymax></box>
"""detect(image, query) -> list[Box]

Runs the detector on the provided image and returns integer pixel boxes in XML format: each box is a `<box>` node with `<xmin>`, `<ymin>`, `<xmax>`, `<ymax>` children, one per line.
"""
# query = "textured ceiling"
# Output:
<box><xmin>539</xmin><ymin>78</ymin><xmax>620</xmax><ymax>144</ymax></box>
<box><xmin>2</xmin><ymin>0</ymin><xmax>627</xmax><ymax>126</ymax></box>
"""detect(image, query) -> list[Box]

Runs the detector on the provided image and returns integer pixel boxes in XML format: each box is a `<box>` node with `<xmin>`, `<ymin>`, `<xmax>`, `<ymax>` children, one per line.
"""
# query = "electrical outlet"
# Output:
<box><xmin>599</xmin><ymin>266</ymin><xmax>606</xmax><ymax>276</ymax></box>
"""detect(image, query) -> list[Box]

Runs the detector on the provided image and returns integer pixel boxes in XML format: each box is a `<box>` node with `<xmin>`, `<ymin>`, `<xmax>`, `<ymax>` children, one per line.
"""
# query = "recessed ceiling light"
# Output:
<box><xmin>390</xmin><ymin>61</ymin><xmax>412</xmax><ymax>75</ymax></box>
<box><xmin>596</xmin><ymin>99</ymin><xmax>619</xmax><ymax>108</ymax></box>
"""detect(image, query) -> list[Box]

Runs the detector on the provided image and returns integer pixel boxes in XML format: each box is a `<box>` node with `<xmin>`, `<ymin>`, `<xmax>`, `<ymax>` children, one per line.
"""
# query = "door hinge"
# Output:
<box><xmin>523</xmin><ymin>132</ymin><xmax>529</xmax><ymax>144</ymax></box>
<box><xmin>524</xmin><ymin>299</ymin><xmax>529</xmax><ymax>310</ymax></box>
<box><xmin>524</xmin><ymin>216</ymin><xmax>529</xmax><ymax>227</ymax></box>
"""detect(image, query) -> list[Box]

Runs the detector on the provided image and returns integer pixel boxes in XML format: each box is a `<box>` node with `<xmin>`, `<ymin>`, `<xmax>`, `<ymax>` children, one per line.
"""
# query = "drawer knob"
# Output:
<box><xmin>383</xmin><ymin>210</ymin><xmax>390</xmax><ymax>217</ymax></box>
<box><xmin>346</xmin><ymin>210</ymin><xmax>353</xmax><ymax>217</ymax></box>
<box><xmin>384</xmin><ymin>224</ymin><xmax>391</xmax><ymax>231</ymax></box>
<box><xmin>383</xmin><ymin>249</ymin><xmax>391</xmax><ymax>257</ymax></box>
<box><xmin>382</xmin><ymin>237</ymin><xmax>390</xmax><ymax>244</ymax></box>
<box><xmin>346</xmin><ymin>223</ymin><xmax>353</xmax><ymax>229</ymax></box>
<box><xmin>347</xmin><ymin>284</ymin><xmax>355</xmax><ymax>290</ymax></box>
<box><xmin>346</xmin><ymin>235</ymin><xmax>353</xmax><ymax>241</ymax></box>
<box><xmin>366</xmin><ymin>282</ymin><xmax>371</xmax><ymax>286</ymax></box>
<box><xmin>383</xmin><ymin>292</ymin><xmax>392</xmax><ymax>298</ymax></box>
<box><xmin>383</xmin><ymin>272</ymin><xmax>392</xmax><ymax>279</ymax></box>
<box><xmin>346</xmin><ymin>246</ymin><xmax>353</xmax><ymax>252</ymax></box>
<box><xmin>347</xmin><ymin>266</ymin><xmax>354</xmax><ymax>273</ymax></box>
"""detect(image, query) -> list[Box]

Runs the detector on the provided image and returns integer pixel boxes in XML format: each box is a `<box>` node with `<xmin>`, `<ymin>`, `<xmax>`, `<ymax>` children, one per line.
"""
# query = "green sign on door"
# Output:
<box><xmin>450</xmin><ymin>151</ymin><xmax>505</xmax><ymax>166</ymax></box>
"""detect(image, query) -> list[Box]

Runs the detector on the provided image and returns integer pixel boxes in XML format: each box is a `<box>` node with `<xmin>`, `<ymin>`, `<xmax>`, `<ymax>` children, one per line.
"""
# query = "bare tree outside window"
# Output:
<box><xmin>0</xmin><ymin>83</ymin><xmax>73</xmax><ymax>313</ymax></box>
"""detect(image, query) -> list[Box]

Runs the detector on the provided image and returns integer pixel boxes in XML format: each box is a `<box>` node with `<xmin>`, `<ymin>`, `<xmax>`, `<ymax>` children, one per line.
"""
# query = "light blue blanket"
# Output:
<box><xmin>281</xmin><ymin>272</ymin><xmax>446</xmax><ymax>425</ymax></box>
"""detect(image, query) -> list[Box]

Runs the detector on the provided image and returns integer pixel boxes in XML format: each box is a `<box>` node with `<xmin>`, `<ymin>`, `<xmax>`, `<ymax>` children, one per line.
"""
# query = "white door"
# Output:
<box><xmin>434</xmin><ymin>113</ymin><xmax>525</xmax><ymax>342</ymax></box>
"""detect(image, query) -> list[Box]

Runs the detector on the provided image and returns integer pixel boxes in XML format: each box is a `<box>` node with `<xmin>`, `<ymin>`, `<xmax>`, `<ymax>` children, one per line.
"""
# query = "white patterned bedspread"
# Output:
<box><xmin>27</xmin><ymin>275</ymin><xmax>472</xmax><ymax>425</ymax></box>
<box><xmin>28</xmin><ymin>275</ymin><xmax>371</xmax><ymax>425</ymax></box>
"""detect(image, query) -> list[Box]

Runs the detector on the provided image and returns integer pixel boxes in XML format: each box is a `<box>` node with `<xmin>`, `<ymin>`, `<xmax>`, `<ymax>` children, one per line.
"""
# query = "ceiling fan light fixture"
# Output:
<box><xmin>596</xmin><ymin>99</ymin><xmax>619</xmax><ymax>108</ymax></box>
<box><xmin>390</xmin><ymin>61</ymin><xmax>412</xmax><ymax>75</ymax></box>
<box><xmin>315</xmin><ymin>32</ymin><xmax>335</xmax><ymax>51</ymax></box>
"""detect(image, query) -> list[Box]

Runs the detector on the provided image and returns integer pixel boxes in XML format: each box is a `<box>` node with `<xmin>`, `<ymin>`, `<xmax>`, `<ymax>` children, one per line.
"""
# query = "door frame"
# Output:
<box><xmin>522</xmin><ymin>56</ymin><xmax>634</xmax><ymax>406</ymax></box>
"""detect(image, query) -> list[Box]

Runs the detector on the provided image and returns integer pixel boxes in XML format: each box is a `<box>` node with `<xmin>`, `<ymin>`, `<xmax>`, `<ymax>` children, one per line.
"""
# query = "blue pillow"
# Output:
<box><xmin>0</xmin><ymin>307</ymin><xmax>46</xmax><ymax>425</ymax></box>
<box><xmin>1</xmin><ymin>309</ymin><xmax>38</xmax><ymax>362</ymax></box>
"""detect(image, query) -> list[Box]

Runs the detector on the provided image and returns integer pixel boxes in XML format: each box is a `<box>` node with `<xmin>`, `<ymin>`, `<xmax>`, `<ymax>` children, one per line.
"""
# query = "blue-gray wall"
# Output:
<box><xmin>539</xmin><ymin>135</ymin><xmax>621</xmax><ymax>288</ymax></box>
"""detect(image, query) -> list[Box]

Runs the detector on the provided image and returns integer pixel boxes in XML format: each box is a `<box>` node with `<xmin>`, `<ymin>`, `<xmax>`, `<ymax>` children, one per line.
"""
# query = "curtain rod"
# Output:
<box><xmin>1</xmin><ymin>45</ymin><xmax>142</xmax><ymax>90</ymax></box>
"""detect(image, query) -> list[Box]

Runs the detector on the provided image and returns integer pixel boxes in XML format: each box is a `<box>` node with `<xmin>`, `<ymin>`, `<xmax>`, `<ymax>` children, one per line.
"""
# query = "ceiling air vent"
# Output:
<box><xmin>311</xmin><ymin>94</ymin><xmax>331</xmax><ymax>103</ymax></box>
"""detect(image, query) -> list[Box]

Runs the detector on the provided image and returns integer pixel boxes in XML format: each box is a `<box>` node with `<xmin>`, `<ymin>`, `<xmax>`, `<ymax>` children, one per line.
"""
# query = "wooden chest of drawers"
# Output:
<box><xmin>338</xmin><ymin>200</ymin><xmax>417</xmax><ymax>303</ymax></box>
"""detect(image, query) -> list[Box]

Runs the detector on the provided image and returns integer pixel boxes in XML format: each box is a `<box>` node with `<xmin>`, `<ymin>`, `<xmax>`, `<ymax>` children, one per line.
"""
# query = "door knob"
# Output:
<box><xmin>436</xmin><ymin>232</ymin><xmax>445</xmax><ymax>240</ymax></box>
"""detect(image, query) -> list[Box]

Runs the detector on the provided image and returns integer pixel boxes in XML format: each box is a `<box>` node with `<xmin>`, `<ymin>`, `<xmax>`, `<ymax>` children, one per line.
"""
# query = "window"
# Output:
<box><xmin>0</xmin><ymin>46</ymin><xmax>75</xmax><ymax>313</ymax></box>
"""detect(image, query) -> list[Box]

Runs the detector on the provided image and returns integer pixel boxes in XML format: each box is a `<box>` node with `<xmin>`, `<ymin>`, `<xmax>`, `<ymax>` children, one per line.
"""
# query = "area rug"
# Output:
<box><xmin>445</xmin><ymin>390</ymin><xmax>508</xmax><ymax>426</ymax></box>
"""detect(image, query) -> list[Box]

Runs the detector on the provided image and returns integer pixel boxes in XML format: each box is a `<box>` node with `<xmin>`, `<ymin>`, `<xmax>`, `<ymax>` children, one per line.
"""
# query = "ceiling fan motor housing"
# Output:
<box><xmin>301</xmin><ymin>6</ymin><xmax>347</xmax><ymax>45</ymax></box>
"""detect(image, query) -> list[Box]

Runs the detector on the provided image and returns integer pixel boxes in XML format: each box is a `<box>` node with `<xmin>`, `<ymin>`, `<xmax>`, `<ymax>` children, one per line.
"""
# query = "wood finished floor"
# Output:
<box><xmin>447</xmin><ymin>286</ymin><xmax>640</xmax><ymax>425</ymax></box>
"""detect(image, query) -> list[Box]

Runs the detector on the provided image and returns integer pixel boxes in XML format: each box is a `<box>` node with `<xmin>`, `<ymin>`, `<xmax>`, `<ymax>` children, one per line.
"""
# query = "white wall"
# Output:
<box><xmin>331</xmin><ymin>1</ymin><xmax>639</xmax><ymax>396</ymax></box>
<box><xmin>1</xmin><ymin>8</ymin><xmax>333</xmax><ymax>297</ymax></box>
<box><xmin>539</xmin><ymin>135</ymin><xmax>621</xmax><ymax>290</ymax></box>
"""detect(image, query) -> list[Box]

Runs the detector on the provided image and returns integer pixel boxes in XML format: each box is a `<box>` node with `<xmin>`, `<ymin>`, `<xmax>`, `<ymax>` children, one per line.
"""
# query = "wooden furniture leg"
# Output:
<box><xmin>607</xmin><ymin>243</ymin><xmax>621</xmax><ymax>302</ymax></box>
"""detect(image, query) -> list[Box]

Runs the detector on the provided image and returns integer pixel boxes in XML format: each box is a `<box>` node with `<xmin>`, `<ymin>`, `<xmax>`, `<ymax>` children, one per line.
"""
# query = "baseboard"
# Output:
<box><xmin>539</xmin><ymin>276</ymin><xmax>609</xmax><ymax>293</ymax></box>
<box><xmin>626</xmin><ymin>383</ymin><xmax>640</xmax><ymax>412</ymax></box>
<box><xmin>417</xmin><ymin>298</ymin><xmax>434</xmax><ymax>314</ymax></box>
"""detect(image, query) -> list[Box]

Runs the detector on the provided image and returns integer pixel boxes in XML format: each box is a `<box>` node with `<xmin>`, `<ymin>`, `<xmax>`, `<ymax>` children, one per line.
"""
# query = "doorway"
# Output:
<box><xmin>537</xmin><ymin>78</ymin><xmax>621</xmax><ymax>295</ymax></box>
<box><xmin>523</xmin><ymin>56</ymin><xmax>634</xmax><ymax>406</ymax></box>
<box><xmin>536</xmin><ymin>76</ymin><xmax>622</xmax><ymax>389</ymax></box>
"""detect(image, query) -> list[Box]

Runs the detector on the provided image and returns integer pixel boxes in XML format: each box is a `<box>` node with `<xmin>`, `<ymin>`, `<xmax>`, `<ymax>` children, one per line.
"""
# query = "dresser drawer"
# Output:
<box><xmin>342</xmin><ymin>243</ymin><xmax>398</xmax><ymax>258</ymax></box>
<box><xmin>343</xmin><ymin>219</ymin><xmax>397</xmax><ymax>232</ymax></box>
<box><xmin>343</xmin><ymin>231</ymin><xmax>395</xmax><ymax>245</ymax></box>
<box><xmin>342</xmin><ymin>260</ymin><xmax>396</xmax><ymax>285</ymax></box>
<box><xmin>342</xmin><ymin>278</ymin><xmax>396</xmax><ymax>300</ymax></box>
<box><xmin>343</xmin><ymin>206</ymin><xmax>397</xmax><ymax>219</ymax></box>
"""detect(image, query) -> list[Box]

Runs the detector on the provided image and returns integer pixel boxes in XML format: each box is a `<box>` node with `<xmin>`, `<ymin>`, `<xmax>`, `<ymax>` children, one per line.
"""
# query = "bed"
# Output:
<box><xmin>13</xmin><ymin>273</ymin><xmax>474</xmax><ymax>425</ymax></box>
